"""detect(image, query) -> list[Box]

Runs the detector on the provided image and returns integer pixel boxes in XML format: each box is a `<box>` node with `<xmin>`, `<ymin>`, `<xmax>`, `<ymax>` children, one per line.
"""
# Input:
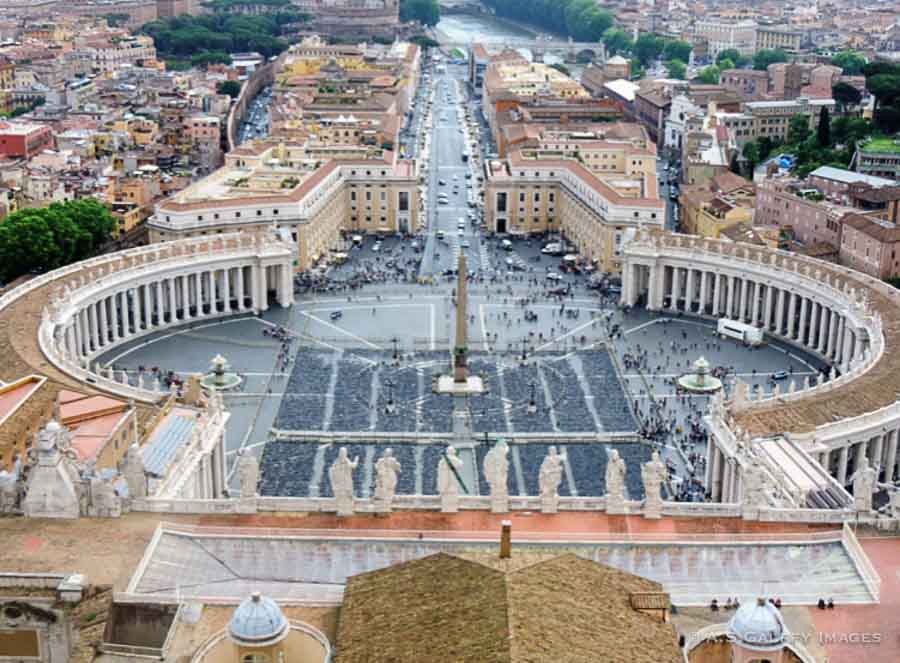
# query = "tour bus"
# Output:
<box><xmin>717</xmin><ymin>318</ymin><xmax>764</xmax><ymax>346</ymax></box>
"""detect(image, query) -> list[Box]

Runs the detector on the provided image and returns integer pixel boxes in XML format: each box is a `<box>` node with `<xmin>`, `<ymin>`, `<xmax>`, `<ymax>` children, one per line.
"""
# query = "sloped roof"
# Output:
<box><xmin>334</xmin><ymin>552</ymin><xmax>682</xmax><ymax>663</ymax></box>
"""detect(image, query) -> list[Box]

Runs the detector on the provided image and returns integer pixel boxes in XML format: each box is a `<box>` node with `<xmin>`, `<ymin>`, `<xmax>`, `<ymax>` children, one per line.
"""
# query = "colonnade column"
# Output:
<box><xmin>99</xmin><ymin>299</ymin><xmax>108</xmax><ymax>346</ymax></box>
<box><xmin>698</xmin><ymin>271</ymin><xmax>709</xmax><ymax>315</ymax></box>
<box><xmin>775</xmin><ymin>289</ymin><xmax>785</xmax><ymax>334</ymax></box>
<box><xmin>726</xmin><ymin>276</ymin><xmax>736</xmax><ymax>318</ymax></box>
<box><xmin>786</xmin><ymin>293</ymin><xmax>797</xmax><ymax>338</ymax></box>
<box><xmin>223</xmin><ymin>268</ymin><xmax>232</xmax><ymax>313</ymax></box>
<box><xmin>808</xmin><ymin>301</ymin><xmax>819</xmax><ymax>348</ymax></box>
<box><xmin>168</xmin><ymin>279</ymin><xmax>178</xmax><ymax>323</ymax></box>
<box><xmin>685</xmin><ymin>268</ymin><xmax>695</xmax><ymax>313</ymax></box>
<box><xmin>110</xmin><ymin>292</ymin><xmax>120</xmax><ymax>341</ymax></box>
<box><xmin>886</xmin><ymin>432</ymin><xmax>898</xmax><ymax>482</ymax></box>
<box><xmin>817</xmin><ymin>306</ymin><xmax>829</xmax><ymax>354</ymax></box>
<box><xmin>826</xmin><ymin>311</ymin><xmax>839</xmax><ymax>359</ymax></box>
<box><xmin>837</xmin><ymin>445</ymin><xmax>849</xmax><ymax>485</ymax></box>
<box><xmin>751</xmin><ymin>282</ymin><xmax>761</xmax><ymax>325</ymax></box>
<box><xmin>739</xmin><ymin>278</ymin><xmax>749</xmax><ymax>321</ymax></box>
<box><xmin>797</xmin><ymin>296</ymin><xmax>808</xmax><ymax>343</ymax></box>
<box><xmin>236</xmin><ymin>267</ymin><xmax>246</xmax><ymax>311</ymax></box>
<box><xmin>669</xmin><ymin>266</ymin><xmax>680</xmax><ymax>311</ymax></box>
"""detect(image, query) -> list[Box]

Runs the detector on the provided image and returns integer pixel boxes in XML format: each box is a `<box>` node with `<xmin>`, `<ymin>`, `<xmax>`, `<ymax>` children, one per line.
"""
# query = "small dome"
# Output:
<box><xmin>228</xmin><ymin>592</ymin><xmax>289</xmax><ymax>647</ymax></box>
<box><xmin>728</xmin><ymin>598</ymin><xmax>787</xmax><ymax>650</ymax></box>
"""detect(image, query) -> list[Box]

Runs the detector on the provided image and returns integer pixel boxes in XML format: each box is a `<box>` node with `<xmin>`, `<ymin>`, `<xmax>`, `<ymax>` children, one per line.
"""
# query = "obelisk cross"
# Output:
<box><xmin>454</xmin><ymin>252</ymin><xmax>468</xmax><ymax>383</ymax></box>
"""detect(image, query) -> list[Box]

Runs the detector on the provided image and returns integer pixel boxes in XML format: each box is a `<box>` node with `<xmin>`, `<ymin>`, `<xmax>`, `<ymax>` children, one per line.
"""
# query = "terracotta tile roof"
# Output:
<box><xmin>712</xmin><ymin>171</ymin><xmax>754</xmax><ymax>194</ymax></box>
<box><xmin>334</xmin><ymin>552</ymin><xmax>682</xmax><ymax>663</ymax></box>
<box><xmin>841</xmin><ymin>212</ymin><xmax>900</xmax><ymax>243</ymax></box>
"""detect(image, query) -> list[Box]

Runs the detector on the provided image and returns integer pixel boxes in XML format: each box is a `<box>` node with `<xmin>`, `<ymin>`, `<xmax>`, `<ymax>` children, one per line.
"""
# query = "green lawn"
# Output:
<box><xmin>861</xmin><ymin>136</ymin><xmax>900</xmax><ymax>153</ymax></box>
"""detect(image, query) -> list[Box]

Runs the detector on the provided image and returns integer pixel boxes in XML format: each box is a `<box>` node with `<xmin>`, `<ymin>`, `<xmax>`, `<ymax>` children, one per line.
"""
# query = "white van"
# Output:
<box><xmin>717</xmin><ymin>318</ymin><xmax>764</xmax><ymax>346</ymax></box>
<box><xmin>501</xmin><ymin>239</ymin><xmax>513</xmax><ymax>251</ymax></box>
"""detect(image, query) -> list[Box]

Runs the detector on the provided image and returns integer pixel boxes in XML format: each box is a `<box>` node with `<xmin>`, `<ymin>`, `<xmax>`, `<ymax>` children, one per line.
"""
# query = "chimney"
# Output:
<box><xmin>499</xmin><ymin>520</ymin><xmax>512</xmax><ymax>559</ymax></box>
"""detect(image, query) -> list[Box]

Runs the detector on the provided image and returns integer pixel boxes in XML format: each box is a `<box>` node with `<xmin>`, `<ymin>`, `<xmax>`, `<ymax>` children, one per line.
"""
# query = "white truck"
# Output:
<box><xmin>717</xmin><ymin>318</ymin><xmax>764</xmax><ymax>346</ymax></box>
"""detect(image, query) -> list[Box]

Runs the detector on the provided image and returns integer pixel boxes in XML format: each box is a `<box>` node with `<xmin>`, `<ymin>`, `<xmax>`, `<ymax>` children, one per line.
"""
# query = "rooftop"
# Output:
<box><xmin>860</xmin><ymin>136</ymin><xmax>900</xmax><ymax>154</ymax></box>
<box><xmin>811</xmin><ymin>165</ymin><xmax>896</xmax><ymax>187</ymax></box>
<box><xmin>335</xmin><ymin>552</ymin><xmax>683</xmax><ymax>663</ymax></box>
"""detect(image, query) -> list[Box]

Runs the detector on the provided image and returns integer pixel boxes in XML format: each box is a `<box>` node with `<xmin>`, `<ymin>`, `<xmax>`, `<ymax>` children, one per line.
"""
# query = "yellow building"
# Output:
<box><xmin>150</xmin><ymin>141</ymin><xmax>419</xmax><ymax>271</ymax></box>
<box><xmin>484</xmin><ymin>151</ymin><xmax>665</xmax><ymax>273</ymax></box>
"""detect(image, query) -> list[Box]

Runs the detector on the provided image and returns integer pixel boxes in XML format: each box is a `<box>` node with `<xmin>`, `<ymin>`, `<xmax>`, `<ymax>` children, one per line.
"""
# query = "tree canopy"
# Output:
<box><xmin>716</xmin><ymin>49</ymin><xmax>747</xmax><ymax>68</ymax></box>
<box><xmin>832</xmin><ymin>82</ymin><xmax>862</xmax><ymax>109</ymax></box>
<box><xmin>0</xmin><ymin>200</ymin><xmax>115</xmax><ymax>284</ymax></box>
<box><xmin>753</xmin><ymin>48</ymin><xmax>789</xmax><ymax>71</ymax></box>
<box><xmin>399</xmin><ymin>0</ymin><xmax>440</xmax><ymax>27</ymax></box>
<box><xmin>633</xmin><ymin>33</ymin><xmax>665</xmax><ymax>66</ymax></box>
<box><xmin>141</xmin><ymin>12</ymin><xmax>299</xmax><ymax>60</ymax></box>
<box><xmin>831</xmin><ymin>50</ymin><xmax>867</xmax><ymax>76</ymax></box>
<box><xmin>697</xmin><ymin>65</ymin><xmax>720</xmax><ymax>84</ymax></box>
<box><xmin>663</xmin><ymin>40</ymin><xmax>692</xmax><ymax>64</ymax></box>
<box><xmin>601</xmin><ymin>28</ymin><xmax>633</xmax><ymax>57</ymax></box>
<box><xmin>863</xmin><ymin>61</ymin><xmax>900</xmax><ymax>134</ymax></box>
<box><xmin>217</xmin><ymin>80</ymin><xmax>242</xmax><ymax>97</ymax></box>
<box><xmin>481</xmin><ymin>0</ymin><xmax>612</xmax><ymax>42</ymax></box>
<box><xmin>666</xmin><ymin>59</ymin><xmax>687</xmax><ymax>80</ymax></box>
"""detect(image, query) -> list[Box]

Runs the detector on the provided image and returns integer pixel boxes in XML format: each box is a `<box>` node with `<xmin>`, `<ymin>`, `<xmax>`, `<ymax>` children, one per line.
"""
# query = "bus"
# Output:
<box><xmin>717</xmin><ymin>318</ymin><xmax>764</xmax><ymax>346</ymax></box>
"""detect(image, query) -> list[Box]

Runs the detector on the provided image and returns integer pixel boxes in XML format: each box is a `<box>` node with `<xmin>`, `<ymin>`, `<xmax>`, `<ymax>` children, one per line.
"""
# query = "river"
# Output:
<box><xmin>435</xmin><ymin>13</ymin><xmax>537</xmax><ymax>44</ymax></box>
<box><xmin>435</xmin><ymin>12</ymin><xmax>584</xmax><ymax>76</ymax></box>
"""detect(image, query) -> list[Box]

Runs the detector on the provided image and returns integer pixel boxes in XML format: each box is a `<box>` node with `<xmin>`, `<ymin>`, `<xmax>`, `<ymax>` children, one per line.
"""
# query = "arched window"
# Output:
<box><xmin>242</xmin><ymin>654</ymin><xmax>270</xmax><ymax>663</ymax></box>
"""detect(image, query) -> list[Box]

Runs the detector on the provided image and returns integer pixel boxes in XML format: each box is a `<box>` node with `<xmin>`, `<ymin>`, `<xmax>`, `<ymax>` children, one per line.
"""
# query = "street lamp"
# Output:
<box><xmin>392</xmin><ymin>337</ymin><xmax>399</xmax><ymax>361</ymax></box>
<box><xmin>527</xmin><ymin>380</ymin><xmax>537</xmax><ymax>414</ymax></box>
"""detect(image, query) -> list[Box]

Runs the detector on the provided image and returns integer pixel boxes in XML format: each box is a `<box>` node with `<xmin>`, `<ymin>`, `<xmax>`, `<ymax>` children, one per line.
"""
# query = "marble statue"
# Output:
<box><xmin>852</xmin><ymin>457</ymin><xmax>877</xmax><ymax>513</ymax></box>
<box><xmin>329</xmin><ymin>448</ymin><xmax>358</xmax><ymax>517</ymax></box>
<box><xmin>438</xmin><ymin>446</ymin><xmax>464</xmax><ymax>513</ymax></box>
<box><xmin>373</xmin><ymin>448</ymin><xmax>401</xmax><ymax>512</ymax></box>
<box><xmin>641</xmin><ymin>451</ymin><xmax>667</xmax><ymax>519</ymax></box>
<box><xmin>123</xmin><ymin>443</ymin><xmax>146</xmax><ymax>500</ymax></box>
<box><xmin>605</xmin><ymin>448</ymin><xmax>627</xmax><ymax>514</ymax></box>
<box><xmin>238</xmin><ymin>450</ymin><xmax>259</xmax><ymax>499</ymax></box>
<box><xmin>538</xmin><ymin>446</ymin><xmax>566</xmax><ymax>514</ymax></box>
<box><xmin>483</xmin><ymin>440</ymin><xmax>509</xmax><ymax>513</ymax></box>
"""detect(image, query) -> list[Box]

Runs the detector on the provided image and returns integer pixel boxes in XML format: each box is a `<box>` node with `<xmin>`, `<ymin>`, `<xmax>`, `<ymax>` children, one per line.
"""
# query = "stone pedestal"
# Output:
<box><xmin>441</xmin><ymin>494</ymin><xmax>459</xmax><ymax>513</ymax></box>
<box><xmin>490</xmin><ymin>494</ymin><xmax>509</xmax><ymax>514</ymax></box>
<box><xmin>644</xmin><ymin>495</ymin><xmax>662</xmax><ymax>519</ymax></box>
<box><xmin>335</xmin><ymin>496</ymin><xmax>354</xmax><ymax>517</ymax></box>
<box><xmin>605</xmin><ymin>496</ymin><xmax>626</xmax><ymax>515</ymax></box>
<box><xmin>540</xmin><ymin>495</ymin><xmax>558</xmax><ymax>514</ymax></box>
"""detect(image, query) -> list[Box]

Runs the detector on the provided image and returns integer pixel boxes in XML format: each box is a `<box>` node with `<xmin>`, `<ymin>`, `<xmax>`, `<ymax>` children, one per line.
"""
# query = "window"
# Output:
<box><xmin>366</xmin><ymin>191</ymin><xmax>372</xmax><ymax>201</ymax></box>
<box><xmin>242</xmin><ymin>655</ymin><xmax>269</xmax><ymax>663</ymax></box>
<box><xmin>399</xmin><ymin>191</ymin><xmax>409</xmax><ymax>212</ymax></box>
<box><xmin>519</xmin><ymin>192</ymin><xmax>525</xmax><ymax>203</ymax></box>
<box><xmin>235</xmin><ymin>212</ymin><xmax>241</xmax><ymax>218</ymax></box>
<box><xmin>256</xmin><ymin>210</ymin><xmax>262</xmax><ymax>216</ymax></box>
<box><xmin>351</xmin><ymin>191</ymin><xmax>356</xmax><ymax>201</ymax></box>
<box><xmin>496</xmin><ymin>192</ymin><xmax>508</xmax><ymax>213</ymax></box>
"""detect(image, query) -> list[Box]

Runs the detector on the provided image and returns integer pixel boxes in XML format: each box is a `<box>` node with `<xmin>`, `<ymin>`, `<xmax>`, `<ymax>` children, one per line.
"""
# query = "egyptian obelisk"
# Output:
<box><xmin>454</xmin><ymin>252</ymin><xmax>468</xmax><ymax>383</ymax></box>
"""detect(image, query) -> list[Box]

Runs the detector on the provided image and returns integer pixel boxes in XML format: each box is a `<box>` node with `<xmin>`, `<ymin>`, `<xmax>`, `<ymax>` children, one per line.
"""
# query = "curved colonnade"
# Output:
<box><xmin>622</xmin><ymin>231</ymin><xmax>900</xmax><ymax>502</ymax></box>
<box><xmin>1</xmin><ymin>230</ymin><xmax>296</xmax><ymax>404</ymax></box>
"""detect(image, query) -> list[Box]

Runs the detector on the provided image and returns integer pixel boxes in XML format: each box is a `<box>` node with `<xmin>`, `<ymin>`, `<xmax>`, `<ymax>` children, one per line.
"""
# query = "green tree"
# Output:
<box><xmin>817</xmin><ymin>107</ymin><xmax>831</xmax><ymax>147</ymax></box>
<box><xmin>697</xmin><ymin>65</ymin><xmax>720</xmax><ymax>84</ymax></box>
<box><xmin>787</xmin><ymin>114</ymin><xmax>812</xmax><ymax>144</ymax></box>
<box><xmin>753</xmin><ymin>48</ymin><xmax>789</xmax><ymax>71</ymax></box>
<box><xmin>832</xmin><ymin>81</ymin><xmax>862</xmax><ymax>109</ymax></box>
<box><xmin>629</xmin><ymin>58</ymin><xmax>645</xmax><ymax>80</ymax></box>
<box><xmin>742</xmin><ymin>140</ymin><xmax>760</xmax><ymax>175</ymax></box>
<box><xmin>666</xmin><ymin>59</ymin><xmax>687</xmax><ymax>80</ymax></box>
<box><xmin>191</xmin><ymin>51</ymin><xmax>233</xmax><ymax>67</ymax></box>
<box><xmin>717</xmin><ymin>57</ymin><xmax>735</xmax><ymax>72</ymax></box>
<box><xmin>399</xmin><ymin>0</ymin><xmax>440</xmax><ymax>27</ymax></box>
<box><xmin>602</xmin><ymin>28</ymin><xmax>633</xmax><ymax>56</ymax></box>
<box><xmin>831</xmin><ymin>116</ymin><xmax>872</xmax><ymax>146</ymax></box>
<box><xmin>0</xmin><ymin>200</ymin><xmax>115</xmax><ymax>283</ymax></box>
<box><xmin>716</xmin><ymin>48</ymin><xmax>746</xmax><ymax>67</ymax></box>
<box><xmin>217</xmin><ymin>80</ymin><xmax>242</xmax><ymax>98</ymax></box>
<box><xmin>831</xmin><ymin>50</ymin><xmax>867</xmax><ymax>76</ymax></box>
<box><xmin>634</xmin><ymin>33</ymin><xmax>665</xmax><ymax>66</ymax></box>
<box><xmin>663</xmin><ymin>40</ymin><xmax>692</xmax><ymax>64</ymax></box>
